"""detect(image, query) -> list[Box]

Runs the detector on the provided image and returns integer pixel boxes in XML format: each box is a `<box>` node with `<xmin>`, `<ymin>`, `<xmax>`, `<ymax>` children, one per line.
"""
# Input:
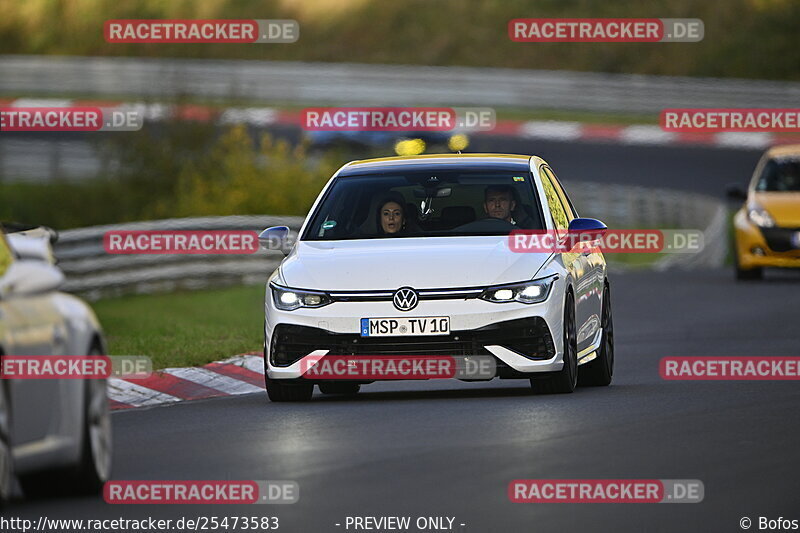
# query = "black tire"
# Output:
<box><xmin>265</xmin><ymin>377</ymin><xmax>314</xmax><ymax>402</ymax></box>
<box><xmin>578</xmin><ymin>283</ymin><xmax>614</xmax><ymax>387</ymax></box>
<box><xmin>532</xmin><ymin>291</ymin><xmax>578</xmax><ymax>394</ymax></box>
<box><xmin>318</xmin><ymin>382</ymin><xmax>361</xmax><ymax>395</ymax></box>
<box><xmin>735</xmin><ymin>264</ymin><xmax>763</xmax><ymax>280</ymax></box>
<box><xmin>263</xmin><ymin>330</ymin><xmax>314</xmax><ymax>402</ymax></box>
<box><xmin>0</xmin><ymin>381</ymin><xmax>13</xmax><ymax>505</ymax></box>
<box><xmin>734</xmin><ymin>245</ymin><xmax>763</xmax><ymax>280</ymax></box>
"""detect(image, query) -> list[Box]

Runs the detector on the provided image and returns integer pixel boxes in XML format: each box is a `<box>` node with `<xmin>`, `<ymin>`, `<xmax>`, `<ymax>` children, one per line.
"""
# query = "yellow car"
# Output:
<box><xmin>730</xmin><ymin>144</ymin><xmax>800</xmax><ymax>280</ymax></box>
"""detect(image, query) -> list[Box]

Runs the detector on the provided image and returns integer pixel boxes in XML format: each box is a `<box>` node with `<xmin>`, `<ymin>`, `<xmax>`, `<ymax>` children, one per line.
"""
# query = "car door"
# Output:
<box><xmin>538</xmin><ymin>165</ymin><xmax>597</xmax><ymax>353</ymax></box>
<box><xmin>0</xmin><ymin>233</ymin><xmax>63</xmax><ymax>447</ymax></box>
<box><xmin>547</xmin><ymin>166</ymin><xmax>604</xmax><ymax>351</ymax></box>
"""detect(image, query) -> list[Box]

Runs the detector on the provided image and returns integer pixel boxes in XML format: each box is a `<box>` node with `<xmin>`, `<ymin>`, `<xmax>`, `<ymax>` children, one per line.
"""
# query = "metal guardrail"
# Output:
<box><xmin>55</xmin><ymin>216</ymin><xmax>303</xmax><ymax>300</ymax></box>
<box><xmin>53</xmin><ymin>184</ymin><xmax>727</xmax><ymax>300</ymax></box>
<box><xmin>2</xmin><ymin>55</ymin><xmax>800</xmax><ymax>113</ymax></box>
<box><xmin>566</xmin><ymin>182</ymin><xmax>728</xmax><ymax>270</ymax></box>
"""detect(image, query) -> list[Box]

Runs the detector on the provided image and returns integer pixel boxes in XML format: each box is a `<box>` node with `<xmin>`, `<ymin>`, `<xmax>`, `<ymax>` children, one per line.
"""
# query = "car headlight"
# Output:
<box><xmin>480</xmin><ymin>276</ymin><xmax>556</xmax><ymax>304</ymax></box>
<box><xmin>270</xmin><ymin>284</ymin><xmax>332</xmax><ymax>311</ymax></box>
<box><xmin>747</xmin><ymin>203</ymin><xmax>776</xmax><ymax>228</ymax></box>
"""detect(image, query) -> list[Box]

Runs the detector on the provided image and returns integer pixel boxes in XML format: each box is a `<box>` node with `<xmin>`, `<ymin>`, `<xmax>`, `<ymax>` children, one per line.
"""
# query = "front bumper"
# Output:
<box><xmin>265</xmin><ymin>285</ymin><xmax>565</xmax><ymax>380</ymax></box>
<box><xmin>733</xmin><ymin>210</ymin><xmax>800</xmax><ymax>269</ymax></box>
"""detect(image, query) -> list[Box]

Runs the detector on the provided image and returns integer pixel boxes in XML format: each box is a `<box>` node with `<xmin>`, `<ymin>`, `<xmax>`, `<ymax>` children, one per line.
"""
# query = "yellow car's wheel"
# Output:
<box><xmin>734</xmin><ymin>241</ymin><xmax>763</xmax><ymax>281</ymax></box>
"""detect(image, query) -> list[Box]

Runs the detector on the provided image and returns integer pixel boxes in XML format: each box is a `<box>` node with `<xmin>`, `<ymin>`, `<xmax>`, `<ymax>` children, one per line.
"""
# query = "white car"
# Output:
<box><xmin>0</xmin><ymin>227</ymin><xmax>111</xmax><ymax>503</ymax></box>
<box><xmin>261</xmin><ymin>154</ymin><xmax>613</xmax><ymax>402</ymax></box>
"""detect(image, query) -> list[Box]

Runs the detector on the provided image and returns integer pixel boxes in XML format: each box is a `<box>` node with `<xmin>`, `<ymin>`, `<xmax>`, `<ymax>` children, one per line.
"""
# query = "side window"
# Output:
<box><xmin>539</xmin><ymin>166</ymin><xmax>570</xmax><ymax>230</ymax></box>
<box><xmin>545</xmin><ymin>166</ymin><xmax>577</xmax><ymax>219</ymax></box>
<box><xmin>755</xmin><ymin>159</ymin><xmax>778</xmax><ymax>191</ymax></box>
<box><xmin>754</xmin><ymin>158</ymin><xmax>775</xmax><ymax>191</ymax></box>
<box><xmin>0</xmin><ymin>233</ymin><xmax>14</xmax><ymax>278</ymax></box>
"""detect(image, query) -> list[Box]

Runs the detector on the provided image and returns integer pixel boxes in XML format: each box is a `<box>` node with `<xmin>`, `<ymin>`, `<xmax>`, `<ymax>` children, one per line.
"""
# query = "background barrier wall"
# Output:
<box><xmin>3</xmin><ymin>55</ymin><xmax>800</xmax><ymax>112</ymax></box>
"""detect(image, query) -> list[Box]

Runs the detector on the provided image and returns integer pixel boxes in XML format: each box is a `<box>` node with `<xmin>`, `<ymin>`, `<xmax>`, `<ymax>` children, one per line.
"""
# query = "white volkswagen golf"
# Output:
<box><xmin>261</xmin><ymin>154</ymin><xmax>613</xmax><ymax>401</ymax></box>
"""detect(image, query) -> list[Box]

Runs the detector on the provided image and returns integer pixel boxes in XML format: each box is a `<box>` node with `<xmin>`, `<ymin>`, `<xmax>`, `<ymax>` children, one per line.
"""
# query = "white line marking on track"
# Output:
<box><xmin>239</xmin><ymin>355</ymin><xmax>266</xmax><ymax>374</ymax></box>
<box><xmin>164</xmin><ymin>367</ymin><xmax>264</xmax><ymax>395</ymax></box>
<box><xmin>620</xmin><ymin>125</ymin><xmax>677</xmax><ymax>145</ymax></box>
<box><xmin>108</xmin><ymin>378</ymin><xmax>182</xmax><ymax>406</ymax></box>
<box><xmin>215</xmin><ymin>354</ymin><xmax>265</xmax><ymax>374</ymax></box>
<box><xmin>715</xmin><ymin>132</ymin><xmax>773</xmax><ymax>149</ymax></box>
<box><xmin>11</xmin><ymin>98</ymin><xmax>74</xmax><ymax>108</ymax></box>
<box><xmin>520</xmin><ymin>120</ymin><xmax>582</xmax><ymax>141</ymax></box>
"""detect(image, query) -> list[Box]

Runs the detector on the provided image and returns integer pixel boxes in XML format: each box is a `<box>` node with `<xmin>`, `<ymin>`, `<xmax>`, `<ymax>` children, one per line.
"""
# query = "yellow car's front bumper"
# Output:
<box><xmin>733</xmin><ymin>210</ymin><xmax>800</xmax><ymax>269</ymax></box>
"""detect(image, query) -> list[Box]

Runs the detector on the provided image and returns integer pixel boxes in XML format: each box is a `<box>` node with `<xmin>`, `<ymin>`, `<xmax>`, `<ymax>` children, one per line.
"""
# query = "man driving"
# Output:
<box><xmin>483</xmin><ymin>185</ymin><xmax>516</xmax><ymax>224</ymax></box>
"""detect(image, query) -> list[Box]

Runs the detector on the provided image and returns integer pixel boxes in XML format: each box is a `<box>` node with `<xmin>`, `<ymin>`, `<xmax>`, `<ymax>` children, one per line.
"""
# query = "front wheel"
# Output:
<box><xmin>734</xmin><ymin>244</ymin><xmax>763</xmax><ymax>280</ymax></box>
<box><xmin>265</xmin><ymin>377</ymin><xmax>314</xmax><ymax>402</ymax></box>
<box><xmin>579</xmin><ymin>283</ymin><xmax>614</xmax><ymax>387</ymax></box>
<box><xmin>532</xmin><ymin>292</ymin><xmax>578</xmax><ymax>394</ymax></box>
<box><xmin>264</xmin><ymin>328</ymin><xmax>314</xmax><ymax>402</ymax></box>
<box><xmin>735</xmin><ymin>264</ymin><xmax>763</xmax><ymax>281</ymax></box>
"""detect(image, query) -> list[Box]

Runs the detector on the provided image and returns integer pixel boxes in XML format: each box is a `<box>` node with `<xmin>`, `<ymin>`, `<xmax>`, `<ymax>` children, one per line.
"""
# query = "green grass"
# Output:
<box><xmin>604</xmin><ymin>252</ymin><xmax>665</xmax><ymax>268</ymax></box>
<box><xmin>92</xmin><ymin>284</ymin><xmax>264</xmax><ymax>369</ymax></box>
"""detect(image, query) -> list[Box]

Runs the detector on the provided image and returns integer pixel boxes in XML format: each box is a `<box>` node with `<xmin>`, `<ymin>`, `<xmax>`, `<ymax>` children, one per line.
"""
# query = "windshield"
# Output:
<box><xmin>756</xmin><ymin>158</ymin><xmax>800</xmax><ymax>192</ymax></box>
<box><xmin>303</xmin><ymin>170</ymin><xmax>544</xmax><ymax>240</ymax></box>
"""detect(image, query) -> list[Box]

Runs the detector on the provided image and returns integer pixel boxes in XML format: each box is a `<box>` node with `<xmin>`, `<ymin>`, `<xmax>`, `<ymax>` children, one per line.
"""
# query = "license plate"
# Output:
<box><xmin>360</xmin><ymin>317</ymin><xmax>450</xmax><ymax>337</ymax></box>
<box><xmin>792</xmin><ymin>231</ymin><xmax>800</xmax><ymax>249</ymax></box>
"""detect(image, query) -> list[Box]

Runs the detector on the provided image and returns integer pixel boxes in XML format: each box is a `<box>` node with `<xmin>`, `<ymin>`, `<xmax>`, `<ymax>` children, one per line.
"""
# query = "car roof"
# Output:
<box><xmin>338</xmin><ymin>154</ymin><xmax>534</xmax><ymax>176</ymax></box>
<box><xmin>765</xmin><ymin>144</ymin><xmax>800</xmax><ymax>159</ymax></box>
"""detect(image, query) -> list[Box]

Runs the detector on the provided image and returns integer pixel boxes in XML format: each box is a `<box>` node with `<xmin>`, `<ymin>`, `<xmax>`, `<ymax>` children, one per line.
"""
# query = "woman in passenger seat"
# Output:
<box><xmin>377</xmin><ymin>193</ymin><xmax>407</xmax><ymax>235</ymax></box>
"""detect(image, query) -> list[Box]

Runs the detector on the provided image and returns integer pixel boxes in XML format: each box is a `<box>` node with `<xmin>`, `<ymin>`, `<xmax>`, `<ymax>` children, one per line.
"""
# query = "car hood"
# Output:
<box><xmin>753</xmin><ymin>192</ymin><xmax>800</xmax><ymax>227</ymax></box>
<box><xmin>279</xmin><ymin>237</ymin><xmax>551</xmax><ymax>290</ymax></box>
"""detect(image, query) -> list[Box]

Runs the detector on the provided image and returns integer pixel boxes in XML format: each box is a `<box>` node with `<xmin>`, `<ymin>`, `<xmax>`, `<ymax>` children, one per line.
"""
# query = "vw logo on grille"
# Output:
<box><xmin>393</xmin><ymin>287</ymin><xmax>419</xmax><ymax>311</ymax></box>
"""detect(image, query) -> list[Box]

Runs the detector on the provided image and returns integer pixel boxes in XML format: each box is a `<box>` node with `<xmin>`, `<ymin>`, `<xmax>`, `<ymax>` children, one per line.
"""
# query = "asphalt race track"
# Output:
<box><xmin>473</xmin><ymin>135</ymin><xmax>764</xmax><ymax>197</ymax></box>
<box><xmin>6</xmin><ymin>142</ymin><xmax>799</xmax><ymax>532</ymax></box>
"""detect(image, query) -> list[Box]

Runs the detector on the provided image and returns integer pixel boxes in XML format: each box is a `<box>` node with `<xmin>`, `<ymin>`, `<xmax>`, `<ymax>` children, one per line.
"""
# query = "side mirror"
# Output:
<box><xmin>6</xmin><ymin>234</ymin><xmax>56</xmax><ymax>264</ymax></box>
<box><xmin>0</xmin><ymin>260</ymin><xmax>64</xmax><ymax>298</ymax></box>
<box><xmin>258</xmin><ymin>226</ymin><xmax>292</xmax><ymax>256</ymax></box>
<box><xmin>726</xmin><ymin>185</ymin><xmax>748</xmax><ymax>202</ymax></box>
<box><xmin>568</xmin><ymin>217</ymin><xmax>607</xmax><ymax>241</ymax></box>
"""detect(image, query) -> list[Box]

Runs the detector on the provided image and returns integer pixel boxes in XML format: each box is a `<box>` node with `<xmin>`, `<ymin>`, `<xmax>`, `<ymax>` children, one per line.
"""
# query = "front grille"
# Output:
<box><xmin>759</xmin><ymin>227</ymin><xmax>800</xmax><ymax>253</ymax></box>
<box><xmin>328</xmin><ymin>287</ymin><xmax>483</xmax><ymax>302</ymax></box>
<box><xmin>270</xmin><ymin>318</ymin><xmax>555</xmax><ymax>367</ymax></box>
